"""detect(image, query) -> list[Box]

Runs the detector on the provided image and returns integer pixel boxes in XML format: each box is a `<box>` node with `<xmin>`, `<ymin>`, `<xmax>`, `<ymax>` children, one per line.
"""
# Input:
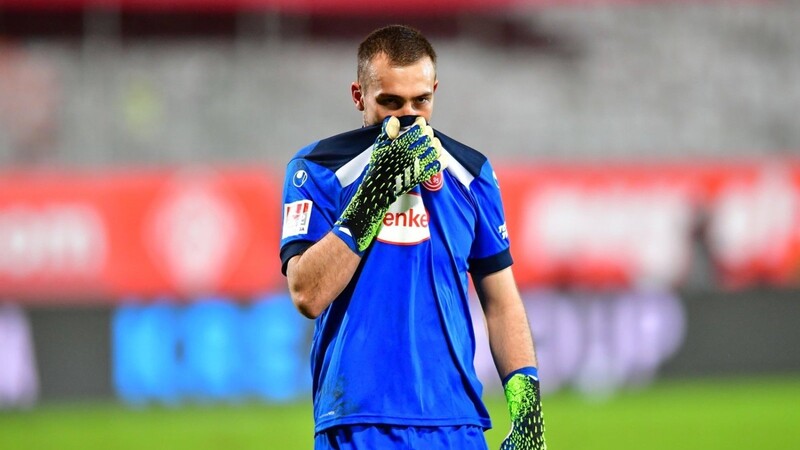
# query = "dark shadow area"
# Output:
<box><xmin>0</xmin><ymin>9</ymin><xmax>579</xmax><ymax>57</ymax></box>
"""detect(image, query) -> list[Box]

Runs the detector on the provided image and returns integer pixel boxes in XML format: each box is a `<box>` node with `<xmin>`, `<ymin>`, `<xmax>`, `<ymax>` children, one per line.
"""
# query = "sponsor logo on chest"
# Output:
<box><xmin>376</xmin><ymin>192</ymin><xmax>430</xmax><ymax>246</ymax></box>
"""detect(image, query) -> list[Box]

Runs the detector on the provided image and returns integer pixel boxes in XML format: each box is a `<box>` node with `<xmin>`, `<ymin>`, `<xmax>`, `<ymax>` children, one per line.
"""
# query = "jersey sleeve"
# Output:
<box><xmin>468</xmin><ymin>160</ymin><xmax>513</xmax><ymax>276</ymax></box>
<box><xmin>279</xmin><ymin>156</ymin><xmax>340</xmax><ymax>275</ymax></box>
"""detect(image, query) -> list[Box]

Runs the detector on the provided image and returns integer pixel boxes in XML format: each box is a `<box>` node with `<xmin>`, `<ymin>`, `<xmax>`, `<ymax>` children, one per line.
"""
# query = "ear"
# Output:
<box><xmin>351</xmin><ymin>82</ymin><xmax>365</xmax><ymax>111</ymax></box>
<box><xmin>433</xmin><ymin>79</ymin><xmax>439</xmax><ymax>93</ymax></box>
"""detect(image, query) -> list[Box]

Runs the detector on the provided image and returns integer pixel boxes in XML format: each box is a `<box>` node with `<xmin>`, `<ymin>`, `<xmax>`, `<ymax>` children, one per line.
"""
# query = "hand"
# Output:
<box><xmin>500</xmin><ymin>372</ymin><xmax>546</xmax><ymax>450</ymax></box>
<box><xmin>336</xmin><ymin>115</ymin><xmax>446</xmax><ymax>252</ymax></box>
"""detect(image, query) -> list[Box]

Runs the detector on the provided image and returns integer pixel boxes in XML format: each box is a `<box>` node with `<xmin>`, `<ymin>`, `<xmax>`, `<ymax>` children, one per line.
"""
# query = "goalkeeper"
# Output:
<box><xmin>280</xmin><ymin>25</ymin><xmax>546</xmax><ymax>450</ymax></box>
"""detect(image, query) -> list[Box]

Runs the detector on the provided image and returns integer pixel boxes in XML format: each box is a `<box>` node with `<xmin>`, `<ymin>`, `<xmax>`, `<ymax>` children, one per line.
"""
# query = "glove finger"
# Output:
<box><xmin>423</xmin><ymin>124</ymin><xmax>434</xmax><ymax>140</ymax></box>
<box><xmin>416</xmin><ymin>140</ymin><xmax>437</xmax><ymax>161</ymax></box>
<box><xmin>434</xmin><ymin>141</ymin><xmax>449</xmax><ymax>172</ymax></box>
<box><xmin>432</xmin><ymin>137</ymin><xmax>443</xmax><ymax>160</ymax></box>
<box><xmin>423</xmin><ymin>159</ymin><xmax>441</xmax><ymax>176</ymax></box>
<box><xmin>411</xmin><ymin>116</ymin><xmax>434</xmax><ymax>141</ymax></box>
<box><xmin>384</xmin><ymin>116</ymin><xmax>401</xmax><ymax>140</ymax></box>
<box><xmin>407</xmin><ymin>133</ymin><xmax>432</xmax><ymax>155</ymax></box>
<box><xmin>423</xmin><ymin>150</ymin><xmax>448</xmax><ymax>175</ymax></box>
<box><xmin>391</xmin><ymin>124</ymin><xmax>423</xmax><ymax>152</ymax></box>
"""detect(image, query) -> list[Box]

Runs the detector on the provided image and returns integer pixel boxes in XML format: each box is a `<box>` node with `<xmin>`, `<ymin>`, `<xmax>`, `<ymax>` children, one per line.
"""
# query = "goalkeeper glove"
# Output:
<box><xmin>501</xmin><ymin>367</ymin><xmax>547</xmax><ymax>450</ymax></box>
<box><xmin>335</xmin><ymin>115</ymin><xmax>446</xmax><ymax>253</ymax></box>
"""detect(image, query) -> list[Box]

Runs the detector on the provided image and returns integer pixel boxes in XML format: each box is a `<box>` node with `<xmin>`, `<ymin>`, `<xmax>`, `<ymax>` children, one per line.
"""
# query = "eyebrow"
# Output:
<box><xmin>375</xmin><ymin>92</ymin><xmax>433</xmax><ymax>101</ymax></box>
<box><xmin>375</xmin><ymin>94</ymin><xmax>402</xmax><ymax>102</ymax></box>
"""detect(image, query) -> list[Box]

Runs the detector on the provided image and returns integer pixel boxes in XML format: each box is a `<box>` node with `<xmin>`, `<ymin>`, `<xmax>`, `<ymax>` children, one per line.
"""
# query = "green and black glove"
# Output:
<box><xmin>335</xmin><ymin>115</ymin><xmax>446</xmax><ymax>253</ymax></box>
<box><xmin>501</xmin><ymin>368</ymin><xmax>546</xmax><ymax>450</ymax></box>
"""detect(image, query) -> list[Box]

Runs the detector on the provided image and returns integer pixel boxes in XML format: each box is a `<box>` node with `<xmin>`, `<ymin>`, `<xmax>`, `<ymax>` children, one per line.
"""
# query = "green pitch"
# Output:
<box><xmin>1</xmin><ymin>376</ymin><xmax>798</xmax><ymax>449</ymax></box>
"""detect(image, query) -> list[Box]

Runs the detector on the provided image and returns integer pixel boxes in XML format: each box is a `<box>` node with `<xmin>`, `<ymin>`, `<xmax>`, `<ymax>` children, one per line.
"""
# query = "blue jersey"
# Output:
<box><xmin>280</xmin><ymin>116</ymin><xmax>512</xmax><ymax>433</ymax></box>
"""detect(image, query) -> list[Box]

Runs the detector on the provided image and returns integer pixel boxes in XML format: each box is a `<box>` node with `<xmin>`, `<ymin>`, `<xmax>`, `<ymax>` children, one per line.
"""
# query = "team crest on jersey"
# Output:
<box><xmin>422</xmin><ymin>172</ymin><xmax>444</xmax><ymax>191</ymax></box>
<box><xmin>282</xmin><ymin>200</ymin><xmax>313</xmax><ymax>238</ymax></box>
<box><xmin>376</xmin><ymin>192</ymin><xmax>430</xmax><ymax>246</ymax></box>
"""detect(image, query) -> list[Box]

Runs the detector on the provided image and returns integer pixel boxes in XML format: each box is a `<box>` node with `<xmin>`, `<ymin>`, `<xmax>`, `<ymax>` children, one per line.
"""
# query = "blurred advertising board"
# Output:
<box><xmin>111</xmin><ymin>294</ymin><xmax>311</xmax><ymax>404</ymax></box>
<box><xmin>1</xmin><ymin>160</ymin><xmax>799</xmax><ymax>303</ymax></box>
<box><xmin>109</xmin><ymin>289</ymin><xmax>684</xmax><ymax>404</ymax></box>
<box><xmin>10</xmin><ymin>286</ymin><xmax>800</xmax><ymax>404</ymax></box>
<box><xmin>0</xmin><ymin>168</ymin><xmax>282</xmax><ymax>303</ymax></box>
<box><xmin>500</xmin><ymin>160</ymin><xmax>800</xmax><ymax>291</ymax></box>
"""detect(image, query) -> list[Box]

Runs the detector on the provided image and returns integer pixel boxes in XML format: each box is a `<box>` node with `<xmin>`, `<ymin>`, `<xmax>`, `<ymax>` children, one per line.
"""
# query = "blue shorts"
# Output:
<box><xmin>314</xmin><ymin>424</ymin><xmax>489</xmax><ymax>450</ymax></box>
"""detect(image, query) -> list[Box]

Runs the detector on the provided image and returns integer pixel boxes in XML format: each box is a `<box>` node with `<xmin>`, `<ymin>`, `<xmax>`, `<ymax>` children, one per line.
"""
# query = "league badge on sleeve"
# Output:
<box><xmin>282</xmin><ymin>200</ymin><xmax>313</xmax><ymax>238</ymax></box>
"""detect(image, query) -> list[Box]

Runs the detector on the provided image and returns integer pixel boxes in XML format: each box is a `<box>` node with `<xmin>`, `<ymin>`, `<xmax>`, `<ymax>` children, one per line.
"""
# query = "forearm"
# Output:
<box><xmin>286</xmin><ymin>232</ymin><xmax>361</xmax><ymax>319</ymax></box>
<box><xmin>485</xmin><ymin>302</ymin><xmax>537</xmax><ymax>379</ymax></box>
<box><xmin>476</xmin><ymin>268</ymin><xmax>546</xmax><ymax>449</ymax></box>
<box><xmin>478</xmin><ymin>269</ymin><xmax>537</xmax><ymax>378</ymax></box>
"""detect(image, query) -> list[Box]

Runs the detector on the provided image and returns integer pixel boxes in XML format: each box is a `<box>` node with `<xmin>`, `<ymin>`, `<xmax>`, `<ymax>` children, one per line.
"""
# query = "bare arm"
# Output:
<box><xmin>286</xmin><ymin>232</ymin><xmax>361</xmax><ymax>319</ymax></box>
<box><xmin>474</xmin><ymin>267</ymin><xmax>538</xmax><ymax>379</ymax></box>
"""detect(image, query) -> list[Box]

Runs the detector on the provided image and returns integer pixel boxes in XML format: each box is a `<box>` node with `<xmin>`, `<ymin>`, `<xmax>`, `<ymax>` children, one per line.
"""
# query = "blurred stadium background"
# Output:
<box><xmin>1</xmin><ymin>0</ymin><xmax>800</xmax><ymax>449</ymax></box>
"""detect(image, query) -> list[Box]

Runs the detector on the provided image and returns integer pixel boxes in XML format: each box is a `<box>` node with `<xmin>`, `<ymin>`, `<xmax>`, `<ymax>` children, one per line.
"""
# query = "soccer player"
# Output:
<box><xmin>280</xmin><ymin>25</ymin><xmax>546</xmax><ymax>449</ymax></box>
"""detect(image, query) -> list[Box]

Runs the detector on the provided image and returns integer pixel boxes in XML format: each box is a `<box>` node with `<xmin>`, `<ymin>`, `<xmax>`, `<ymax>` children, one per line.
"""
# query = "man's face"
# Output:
<box><xmin>352</xmin><ymin>53</ymin><xmax>438</xmax><ymax>127</ymax></box>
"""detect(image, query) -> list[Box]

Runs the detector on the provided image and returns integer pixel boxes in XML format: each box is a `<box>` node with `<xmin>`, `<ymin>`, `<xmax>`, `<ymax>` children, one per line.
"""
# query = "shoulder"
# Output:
<box><xmin>433</xmin><ymin>129</ymin><xmax>492</xmax><ymax>186</ymax></box>
<box><xmin>288</xmin><ymin>123</ymin><xmax>381</xmax><ymax>173</ymax></box>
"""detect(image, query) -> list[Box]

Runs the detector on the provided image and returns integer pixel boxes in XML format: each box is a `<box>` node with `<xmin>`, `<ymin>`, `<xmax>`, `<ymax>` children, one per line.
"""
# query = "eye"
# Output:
<box><xmin>378</xmin><ymin>98</ymin><xmax>402</xmax><ymax>109</ymax></box>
